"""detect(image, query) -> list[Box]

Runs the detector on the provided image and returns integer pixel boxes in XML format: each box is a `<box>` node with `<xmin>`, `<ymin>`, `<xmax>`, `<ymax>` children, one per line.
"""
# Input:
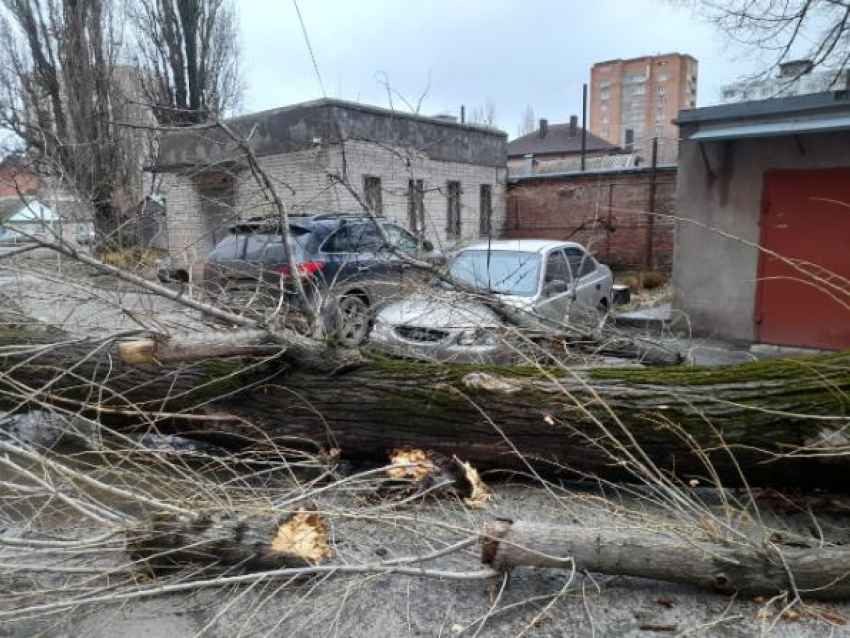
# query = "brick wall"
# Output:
<box><xmin>503</xmin><ymin>167</ymin><xmax>676</xmax><ymax>271</ymax></box>
<box><xmin>160</xmin><ymin>138</ymin><xmax>507</xmax><ymax>274</ymax></box>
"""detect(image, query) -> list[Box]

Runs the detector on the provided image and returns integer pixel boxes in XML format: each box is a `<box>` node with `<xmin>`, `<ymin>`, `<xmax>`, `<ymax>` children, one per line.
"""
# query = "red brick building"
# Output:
<box><xmin>0</xmin><ymin>155</ymin><xmax>40</xmax><ymax>199</ymax></box>
<box><xmin>503</xmin><ymin>166</ymin><xmax>676</xmax><ymax>271</ymax></box>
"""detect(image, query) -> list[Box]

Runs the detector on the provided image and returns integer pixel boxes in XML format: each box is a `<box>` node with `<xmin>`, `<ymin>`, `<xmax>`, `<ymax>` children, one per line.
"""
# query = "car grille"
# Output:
<box><xmin>395</xmin><ymin>326</ymin><xmax>450</xmax><ymax>343</ymax></box>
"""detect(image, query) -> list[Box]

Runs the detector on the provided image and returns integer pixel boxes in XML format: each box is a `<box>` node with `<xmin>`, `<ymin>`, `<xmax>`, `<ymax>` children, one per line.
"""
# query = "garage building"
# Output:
<box><xmin>673</xmin><ymin>90</ymin><xmax>850</xmax><ymax>350</ymax></box>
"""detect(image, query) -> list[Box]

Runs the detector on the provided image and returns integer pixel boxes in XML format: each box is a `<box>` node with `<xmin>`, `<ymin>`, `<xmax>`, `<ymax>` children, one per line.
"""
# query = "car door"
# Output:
<box><xmin>384</xmin><ymin>224</ymin><xmax>425</xmax><ymax>300</ymax></box>
<box><xmin>320</xmin><ymin>223</ymin><xmax>361</xmax><ymax>292</ymax></box>
<box><xmin>565</xmin><ymin>246</ymin><xmax>605</xmax><ymax>309</ymax></box>
<box><xmin>345</xmin><ymin>221</ymin><xmax>397</xmax><ymax>302</ymax></box>
<box><xmin>535</xmin><ymin>248</ymin><xmax>573</xmax><ymax>324</ymax></box>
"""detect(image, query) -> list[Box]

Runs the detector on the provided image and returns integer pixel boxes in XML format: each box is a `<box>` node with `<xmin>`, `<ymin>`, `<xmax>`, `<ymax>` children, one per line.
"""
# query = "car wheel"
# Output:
<box><xmin>337</xmin><ymin>295</ymin><xmax>371</xmax><ymax>346</ymax></box>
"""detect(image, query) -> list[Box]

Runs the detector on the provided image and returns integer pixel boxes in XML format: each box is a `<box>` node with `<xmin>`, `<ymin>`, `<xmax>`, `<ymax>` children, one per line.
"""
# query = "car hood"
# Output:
<box><xmin>377</xmin><ymin>291</ymin><xmax>506</xmax><ymax>330</ymax></box>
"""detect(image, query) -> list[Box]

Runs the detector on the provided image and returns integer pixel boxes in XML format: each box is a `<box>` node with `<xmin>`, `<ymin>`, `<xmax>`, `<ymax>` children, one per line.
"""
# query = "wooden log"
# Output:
<box><xmin>480</xmin><ymin>520</ymin><xmax>850</xmax><ymax>600</ymax></box>
<box><xmin>0</xmin><ymin>318</ymin><xmax>848</xmax><ymax>489</ymax></box>
<box><xmin>119</xmin><ymin>329</ymin><xmax>284</xmax><ymax>365</ymax></box>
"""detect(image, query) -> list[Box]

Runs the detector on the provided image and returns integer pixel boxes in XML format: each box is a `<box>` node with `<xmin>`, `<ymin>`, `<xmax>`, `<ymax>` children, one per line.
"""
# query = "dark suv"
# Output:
<box><xmin>203</xmin><ymin>213</ymin><xmax>436</xmax><ymax>344</ymax></box>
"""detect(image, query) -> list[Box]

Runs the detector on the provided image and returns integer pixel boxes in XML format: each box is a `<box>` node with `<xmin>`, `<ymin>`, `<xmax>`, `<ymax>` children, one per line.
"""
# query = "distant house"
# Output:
<box><xmin>720</xmin><ymin>60</ymin><xmax>849</xmax><ymax>103</ymax></box>
<box><xmin>0</xmin><ymin>197</ymin><xmax>93</xmax><ymax>244</ymax></box>
<box><xmin>507</xmin><ymin>117</ymin><xmax>624</xmax><ymax>177</ymax></box>
<box><xmin>150</xmin><ymin>98</ymin><xmax>508</xmax><ymax>275</ymax></box>
<box><xmin>673</xmin><ymin>90</ymin><xmax>850</xmax><ymax>350</ymax></box>
<box><xmin>0</xmin><ymin>154</ymin><xmax>40</xmax><ymax>199</ymax></box>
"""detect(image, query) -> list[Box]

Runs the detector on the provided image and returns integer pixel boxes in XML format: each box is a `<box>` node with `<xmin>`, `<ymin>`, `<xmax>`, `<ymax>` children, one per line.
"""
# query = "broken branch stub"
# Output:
<box><xmin>128</xmin><ymin>508</ymin><xmax>333</xmax><ymax>573</ymax></box>
<box><xmin>480</xmin><ymin>521</ymin><xmax>850</xmax><ymax>600</ymax></box>
<box><xmin>386</xmin><ymin>448</ymin><xmax>491</xmax><ymax>507</ymax></box>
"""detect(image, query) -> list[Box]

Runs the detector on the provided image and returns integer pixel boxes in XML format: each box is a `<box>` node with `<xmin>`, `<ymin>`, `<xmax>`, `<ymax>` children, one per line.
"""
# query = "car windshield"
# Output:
<box><xmin>448</xmin><ymin>250</ymin><xmax>541</xmax><ymax>297</ymax></box>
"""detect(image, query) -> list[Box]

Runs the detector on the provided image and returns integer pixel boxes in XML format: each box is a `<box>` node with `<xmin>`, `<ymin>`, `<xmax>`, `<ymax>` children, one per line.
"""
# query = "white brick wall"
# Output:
<box><xmin>161</xmin><ymin>139</ymin><xmax>507</xmax><ymax>269</ymax></box>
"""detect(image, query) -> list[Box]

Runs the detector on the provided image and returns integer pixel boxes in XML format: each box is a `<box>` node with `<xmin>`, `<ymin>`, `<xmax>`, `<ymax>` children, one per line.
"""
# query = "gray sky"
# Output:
<box><xmin>238</xmin><ymin>0</ymin><xmax>764</xmax><ymax>137</ymax></box>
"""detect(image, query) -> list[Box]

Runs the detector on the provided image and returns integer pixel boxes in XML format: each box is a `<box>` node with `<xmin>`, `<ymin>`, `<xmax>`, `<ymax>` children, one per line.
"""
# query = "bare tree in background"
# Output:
<box><xmin>129</xmin><ymin>0</ymin><xmax>243</xmax><ymax>125</ymax></box>
<box><xmin>697</xmin><ymin>0</ymin><xmax>850</xmax><ymax>85</ymax></box>
<box><xmin>469</xmin><ymin>98</ymin><xmax>498</xmax><ymax>128</ymax></box>
<box><xmin>0</xmin><ymin>0</ymin><xmax>136</xmax><ymax>246</ymax></box>
<box><xmin>517</xmin><ymin>103</ymin><xmax>535</xmax><ymax>137</ymax></box>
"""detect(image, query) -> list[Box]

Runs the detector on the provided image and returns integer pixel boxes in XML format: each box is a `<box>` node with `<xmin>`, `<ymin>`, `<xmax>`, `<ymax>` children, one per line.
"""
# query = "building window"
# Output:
<box><xmin>446</xmin><ymin>181</ymin><xmax>461</xmax><ymax>239</ymax></box>
<box><xmin>598</xmin><ymin>80</ymin><xmax>611</xmax><ymax>89</ymax></box>
<box><xmin>657</xmin><ymin>85</ymin><xmax>667</xmax><ymax>94</ymax></box>
<box><xmin>363</xmin><ymin>175</ymin><xmax>383</xmax><ymax>213</ymax></box>
<box><xmin>600</xmin><ymin>89</ymin><xmax>610</xmax><ymax>100</ymax></box>
<box><xmin>601</xmin><ymin>116</ymin><xmax>609</xmax><ymax>124</ymax></box>
<box><xmin>407</xmin><ymin>179</ymin><xmax>425</xmax><ymax>237</ymax></box>
<box><xmin>655</xmin><ymin>124</ymin><xmax>664</xmax><ymax>134</ymax></box>
<box><xmin>479</xmin><ymin>184</ymin><xmax>492</xmax><ymax>236</ymax></box>
<box><xmin>657</xmin><ymin>73</ymin><xmax>668</xmax><ymax>82</ymax></box>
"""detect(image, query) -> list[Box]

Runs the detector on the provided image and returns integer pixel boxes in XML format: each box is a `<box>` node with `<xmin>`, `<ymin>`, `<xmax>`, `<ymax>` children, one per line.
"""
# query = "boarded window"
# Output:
<box><xmin>479</xmin><ymin>184</ymin><xmax>493</xmax><ymax>236</ymax></box>
<box><xmin>407</xmin><ymin>179</ymin><xmax>425</xmax><ymax>236</ymax></box>
<box><xmin>363</xmin><ymin>176</ymin><xmax>383</xmax><ymax>214</ymax></box>
<box><xmin>446</xmin><ymin>181</ymin><xmax>461</xmax><ymax>239</ymax></box>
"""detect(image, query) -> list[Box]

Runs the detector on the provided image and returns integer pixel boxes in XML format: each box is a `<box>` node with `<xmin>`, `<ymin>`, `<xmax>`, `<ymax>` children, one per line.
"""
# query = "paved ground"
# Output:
<box><xmin>1</xmin><ymin>257</ymin><xmax>846</xmax><ymax>636</ymax></box>
<box><xmin>0</xmin><ymin>257</ymin><xmax>206</xmax><ymax>336</ymax></box>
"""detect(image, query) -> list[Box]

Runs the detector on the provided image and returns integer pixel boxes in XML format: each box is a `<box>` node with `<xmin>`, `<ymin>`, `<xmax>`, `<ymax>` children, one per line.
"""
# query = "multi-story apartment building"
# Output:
<box><xmin>590</xmin><ymin>53</ymin><xmax>698</xmax><ymax>160</ymax></box>
<box><xmin>720</xmin><ymin>60</ymin><xmax>849</xmax><ymax>103</ymax></box>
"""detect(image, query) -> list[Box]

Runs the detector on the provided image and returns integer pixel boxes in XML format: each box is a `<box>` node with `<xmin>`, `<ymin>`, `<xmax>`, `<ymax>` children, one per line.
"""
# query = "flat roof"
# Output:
<box><xmin>593</xmin><ymin>53</ymin><xmax>697</xmax><ymax>67</ymax></box>
<box><xmin>677</xmin><ymin>90</ymin><xmax>850</xmax><ymax>126</ymax></box>
<box><xmin>689</xmin><ymin>113</ymin><xmax>850</xmax><ymax>141</ymax></box>
<box><xmin>154</xmin><ymin>98</ymin><xmax>508</xmax><ymax>171</ymax></box>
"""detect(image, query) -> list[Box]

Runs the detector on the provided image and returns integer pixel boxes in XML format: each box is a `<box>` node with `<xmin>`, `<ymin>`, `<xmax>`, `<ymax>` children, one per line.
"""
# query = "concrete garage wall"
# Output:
<box><xmin>504</xmin><ymin>168</ymin><xmax>677</xmax><ymax>270</ymax></box>
<box><xmin>672</xmin><ymin>130</ymin><xmax>850</xmax><ymax>341</ymax></box>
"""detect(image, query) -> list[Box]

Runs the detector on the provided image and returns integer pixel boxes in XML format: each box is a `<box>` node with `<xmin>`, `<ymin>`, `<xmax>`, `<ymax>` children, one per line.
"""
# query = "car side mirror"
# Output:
<box><xmin>543</xmin><ymin>279</ymin><xmax>570</xmax><ymax>296</ymax></box>
<box><xmin>421</xmin><ymin>239</ymin><xmax>434</xmax><ymax>252</ymax></box>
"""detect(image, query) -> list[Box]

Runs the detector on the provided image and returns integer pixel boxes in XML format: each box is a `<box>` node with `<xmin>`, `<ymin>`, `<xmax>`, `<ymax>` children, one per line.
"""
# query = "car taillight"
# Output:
<box><xmin>278</xmin><ymin>261</ymin><xmax>325</xmax><ymax>278</ymax></box>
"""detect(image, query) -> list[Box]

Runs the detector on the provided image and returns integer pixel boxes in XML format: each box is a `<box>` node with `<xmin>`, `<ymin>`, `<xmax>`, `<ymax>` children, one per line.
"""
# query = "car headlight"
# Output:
<box><xmin>457</xmin><ymin>328</ymin><xmax>499</xmax><ymax>346</ymax></box>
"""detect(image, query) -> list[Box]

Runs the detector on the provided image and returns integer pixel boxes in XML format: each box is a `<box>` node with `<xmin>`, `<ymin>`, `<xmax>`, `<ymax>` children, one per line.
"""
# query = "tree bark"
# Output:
<box><xmin>480</xmin><ymin>520</ymin><xmax>850</xmax><ymax>600</ymax></box>
<box><xmin>0</xmin><ymin>325</ymin><xmax>848</xmax><ymax>490</ymax></box>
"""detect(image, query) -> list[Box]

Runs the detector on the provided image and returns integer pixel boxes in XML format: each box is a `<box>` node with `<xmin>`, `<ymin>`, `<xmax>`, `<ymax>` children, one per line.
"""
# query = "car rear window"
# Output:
<box><xmin>210</xmin><ymin>227</ymin><xmax>310</xmax><ymax>261</ymax></box>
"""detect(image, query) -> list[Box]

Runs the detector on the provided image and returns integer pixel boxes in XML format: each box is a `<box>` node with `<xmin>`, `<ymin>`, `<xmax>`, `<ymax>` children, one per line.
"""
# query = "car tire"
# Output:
<box><xmin>336</xmin><ymin>295</ymin><xmax>371</xmax><ymax>346</ymax></box>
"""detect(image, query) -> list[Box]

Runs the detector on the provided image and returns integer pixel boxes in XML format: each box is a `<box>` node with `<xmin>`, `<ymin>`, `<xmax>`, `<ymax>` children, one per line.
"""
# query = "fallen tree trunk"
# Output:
<box><xmin>480</xmin><ymin>520</ymin><xmax>850</xmax><ymax>600</ymax></box>
<box><xmin>0</xmin><ymin>322</ymin><xmax>848</xmax><ymax>489</ymax></box>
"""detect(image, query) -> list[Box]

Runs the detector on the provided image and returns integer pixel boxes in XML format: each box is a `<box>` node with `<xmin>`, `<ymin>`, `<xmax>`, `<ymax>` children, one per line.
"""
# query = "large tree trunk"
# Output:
<box><xmin>480</xmin><ymin>520</ymin><xmax>850</xmax><ymax>600</ymax></box>
<box><xmin>1</xmin><ymin>325</ymin><xmax>848</xmax><ymax>490</ymax></box>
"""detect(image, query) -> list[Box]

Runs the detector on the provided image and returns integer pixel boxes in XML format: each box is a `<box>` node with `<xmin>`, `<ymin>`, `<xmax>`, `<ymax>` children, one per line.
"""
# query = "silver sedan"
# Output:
<box><xmin>369</xmin><ymin>239</ymin><xmax>614</xmax><ymax>364</ymax></box>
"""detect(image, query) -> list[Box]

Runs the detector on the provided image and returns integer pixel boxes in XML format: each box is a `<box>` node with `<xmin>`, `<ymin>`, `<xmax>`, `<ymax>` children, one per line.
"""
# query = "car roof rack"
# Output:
<box><xmin>310</xmin><ymin>211</ymin><xmax>385</xmax><ymax>221</ymax></box>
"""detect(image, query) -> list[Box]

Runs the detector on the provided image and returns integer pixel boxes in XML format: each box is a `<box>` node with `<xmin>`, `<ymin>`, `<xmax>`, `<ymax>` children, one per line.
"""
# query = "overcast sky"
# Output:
<box><xmin>238</xmin><ymin>0</ymin><xmax>766</xmax><ymax>137</ymax></box>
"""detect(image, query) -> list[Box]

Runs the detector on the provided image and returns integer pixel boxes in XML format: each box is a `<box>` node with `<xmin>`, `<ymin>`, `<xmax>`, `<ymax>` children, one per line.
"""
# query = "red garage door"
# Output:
<box><xmin>757</xmin><ymin>169</ymin><xmax>850</xmax><ymax>350</ymax></box>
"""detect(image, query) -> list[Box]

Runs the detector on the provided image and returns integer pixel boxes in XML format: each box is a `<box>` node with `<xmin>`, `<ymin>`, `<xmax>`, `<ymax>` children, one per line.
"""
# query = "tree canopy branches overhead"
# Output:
<box><xmin>698</xmin><ymin>0</ymin><xmax>850</xmax><ymax>83</ymax></box>
<box><xmin>129</xmin><ymin>0</ymin><xmax>242</xmax><ymax>125</ymax></box>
